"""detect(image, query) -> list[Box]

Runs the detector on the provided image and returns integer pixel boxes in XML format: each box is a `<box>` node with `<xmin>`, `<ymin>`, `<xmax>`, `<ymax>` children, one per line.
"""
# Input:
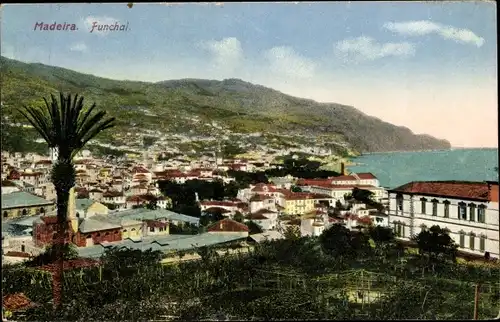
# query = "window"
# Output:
<box><xmin>431</xmin><ymin>199</ymin><xmax>438</xmax><ymax>216</ymax></box>
<box><xmin>469</xmin><ymin>204</ymin><xmax>476</xmax><ymax>222</ymax></box>
<box><xmin>396</xmin><ymin>194</ymin><xmax>403</xmax><ymax>213</ymax></box>
<box><xmin>420</xmin><ymin>198</ymin><xmax>427</xmax><ymax>214</ymax></box>
<box><xmin>458</xmin><ymin>202</ymin><xmax>467</xmax><ymax>220</ymax></box>
<box><xmin>478</xmin><ymin>206</ymin><xmax>486</xmax><ymax>223</ymax></box>
<box><xmin>480</xmin><ymin>235</ymin><xmax>486</xmax><ymax>252</ymax></box>
<box><xmin>459</xmin><ymin>232</ymin><xmax>465</xmax><ymax>248</ymax></box>
<box><xmin>159</xmin><ymin>227</ymin><xmax>164</xmax><ymax>232</ymax></box>
<box><xmin>469</xmin><ymin>233</ymin><xmax>475</xmax><ymax>250</ymax></box>
<box><xmin>150</xmin><ymin>227</ymin><xmax>155</xmax><ymax>232</ymax></box>
<box><xmin>3</xmin><ymin>211</ymin><xmax>8</xmax><ymax>218</ymax></box>
<box><xmin>443</xmin><ymin>201</ymin><xmax>450</xmax><ymax>218</ymax></box>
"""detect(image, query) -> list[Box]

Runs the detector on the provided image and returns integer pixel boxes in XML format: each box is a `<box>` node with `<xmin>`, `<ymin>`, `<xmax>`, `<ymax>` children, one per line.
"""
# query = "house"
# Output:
<box><xmin>75</xmin><ymin>199</ymin><xmax>109</xmax><ymax>218</ymax></box>
<box><xmin>19</xmin><ymin>171</ymin><xmax>45</xmax><ymax>187</ymax></box>
<box><xmin>388</xmin><ymin>180</ymin><xmax>499</xmax><ymax>258</ymax></box>
<box><xmin>156</xmin><ymin>196</ymin><xmax>172</xmax><ymax>209</ymax></box>
<box><xmin>90</xmin><ymin>215</ymin><xmax>144</xmax><ymax>240</ymax></box>
<box><xmin>1</xmin><ymin>180</ymin><xmax>20</xmax><ymax>194</ymax></box>
<box><xmin>300</xmin><ymin>210</ymin><xmax>328</xmax><ymax>237</ymax></box>
<box><xmin>249</xmin><ymin>194</ymin><xmax>276</xmax><ymax>213</ymax></box>
<box><xmin>245</xmin><ymin>209</ymin><xmax>278</xmax><ymax>231</ymax></box>
<box><xmin>33</xmin><ymin>182</ymin><xmax>56</xmax><ymax>201</ymax></box>
<box><xmin>144</xmin><ymin>220</ymin><xmax>170</xmax><ymax>236</ymax></box>
<box><xmin>284</xmin><ymin>193</ymin><xmax>331</xmax><ymax>215</ymax></box>
<box><xmin>2</xmin><ymin>192</ymin><xmax>55</xmax><ymax>220</ymax></box>
<box><xmin>208</xmin><ymin>218</ymin><xmax>250</xmax><ymax>237</ymax></box>
<box><xmin>89</xmin><ymin>188</ymin><xmax>104</xmax><ymax>201</ymax></box>
<box><xmin>102</xmin><ymin>191</ymin><xmax>126</xmax><ymax>208</ymax></box>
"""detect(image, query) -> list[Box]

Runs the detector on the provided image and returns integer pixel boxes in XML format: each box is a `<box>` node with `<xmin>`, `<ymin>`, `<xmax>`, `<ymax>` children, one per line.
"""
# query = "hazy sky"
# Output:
<box><xmin>1</xmin><ymin>2</ymin><xmax>497</xmax><ymax>148</ymax></box>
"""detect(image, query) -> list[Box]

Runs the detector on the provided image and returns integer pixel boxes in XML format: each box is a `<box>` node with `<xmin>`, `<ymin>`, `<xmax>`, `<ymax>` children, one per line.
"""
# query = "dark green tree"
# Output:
<box><xmin>246</xmin><ymin>221</ymin><xmax>263</xmax><ymax>235</ymax></box>
<box><xmin>18</xmin><ymin>93</ymin><xmax>115</xmax><ymax>310</ymax></box>
<box><xmin>412</xmin><ymin>225</ymin><xmax>458</xmax><ymax>263</ymax></box>
<box><xmin>233</xmin><ymin>211</ymin><xmax>244</xmax><ymax>223</ymax></box>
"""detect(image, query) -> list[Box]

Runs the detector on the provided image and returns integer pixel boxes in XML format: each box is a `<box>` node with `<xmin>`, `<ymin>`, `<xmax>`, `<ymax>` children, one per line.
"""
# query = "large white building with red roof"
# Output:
<box><xmin>388</xmin><ymin>180</ymin><xmax>499</xmax><ymax>258</ymax></box>
<box><xmin>297</xmin><ymin>172</ymin><xmax>387</xmax><ymax>204</ymax></box>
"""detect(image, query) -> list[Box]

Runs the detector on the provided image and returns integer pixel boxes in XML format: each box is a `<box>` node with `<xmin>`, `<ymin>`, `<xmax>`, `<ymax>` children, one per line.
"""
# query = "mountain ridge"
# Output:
<box><xmin>0</xmin><ymin>56</ymin><xmax>451</xmax><ymax>154</ymax></box>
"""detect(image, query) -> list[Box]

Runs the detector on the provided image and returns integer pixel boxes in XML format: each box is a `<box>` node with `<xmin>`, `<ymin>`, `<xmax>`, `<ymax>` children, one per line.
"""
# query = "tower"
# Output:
<box><xmin>67</xmin><ymin>187</ymin><xmax>79</xmax><ymax>233</ymax></box>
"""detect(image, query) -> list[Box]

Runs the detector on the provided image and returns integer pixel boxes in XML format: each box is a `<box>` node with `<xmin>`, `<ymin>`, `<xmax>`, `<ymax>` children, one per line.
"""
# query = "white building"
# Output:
<box><xmin>388</xmin><ymin>180</ymin><xmax>499</xmax><ymax>258</ymax></box>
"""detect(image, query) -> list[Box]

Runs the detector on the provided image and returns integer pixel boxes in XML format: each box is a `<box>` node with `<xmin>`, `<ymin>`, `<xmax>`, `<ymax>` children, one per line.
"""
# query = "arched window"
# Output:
<box><xmin>40</xmin><ymin>207</ymin><xmax>45</xmax><ymax>214</ymax></box>
<box><xmin>96</xmin><ymin>233</ymin><xmax>101</xmax><ymax>237</ymax></box>
<box><xmin>3</xmin><ymin>211</ymin><xmax>8</xmax><ymax>218</ymax></box>
<box><xmin>443</xmin><ymin>200</ymin><xmax>450</xmax><ymax>218</ymax></box>
<box><xmin>431</xmin><ymin>199</ymin><xmax>438</xmax><ymax>216</ymax></box>
<box><xmin>22</xmin><ymin>209</ymin><xmax>28</xmax><ymax>217</ymax></box>
<box><xmin>105</xmin><ymin>232</ymin><xmax>109</xmax><ymax>236</ymax></box>
<box><xmin>468</xmin><ymin>203</ymin><xmax>476</xmax><ymax>222</ymax></box>
<box><xmin>86</xmin><ymin>234</ymin><xmax>92</xmax><ymax>239</ymax></box>
<box><xmin>479</xmin><ymin>234</ymin><xmax>487</xmax><ymax>252</ymax></box>
<box><xmin>396</xmin><ymin>194</ymin><xmax>403</xmax><ymax>213</ymax></box>
<box><xmin>458</xmin><ymin>202</ymin><xmax>467</xmax><ymax>220</ymax></box>
<box><xmin>123</xmin><ymin>229</ymin><xmax>128</xmax><ymax>233</ymax></box>
<box><xmin>478</xmin><ymin>205</ymin><xmax>486</xmax><ymax>223</ymax></box>
<box><xmin>458</xmin><ymin>231</ymin><xmax>466</xmax><ymax>248</ymax></box>
<box><xmin>469</xmin><ymin>232</ymin><xmax>476</xmax><ymax>250</ymax></box>
<box><xmin>420</xmin><ymin>198</ymin><xmax>427</xmax><ymax>214</ymax></box>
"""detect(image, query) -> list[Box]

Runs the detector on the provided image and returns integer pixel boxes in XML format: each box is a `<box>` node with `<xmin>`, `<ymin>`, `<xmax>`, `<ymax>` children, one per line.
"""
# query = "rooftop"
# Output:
<box><xmin>389</xmin><ymin>181</ymin><xmax>491</xmax><ymax>201</ymax></box>
<box><xmin>1</xmin><ymin>191</ymin><xmax>54</xmax><ymax>210</ymax></box>
<box><xmin>77</xmin><ymin>232</ymin><xmax>247</xmax><ymax>258</ymax></box>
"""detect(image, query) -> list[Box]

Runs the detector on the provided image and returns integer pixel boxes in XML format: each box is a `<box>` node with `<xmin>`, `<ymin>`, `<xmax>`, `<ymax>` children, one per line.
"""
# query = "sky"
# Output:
<box><xmin>1</xmin><ymin>2</ymin><xmax>497</xmax><ymax>148</ymax></box>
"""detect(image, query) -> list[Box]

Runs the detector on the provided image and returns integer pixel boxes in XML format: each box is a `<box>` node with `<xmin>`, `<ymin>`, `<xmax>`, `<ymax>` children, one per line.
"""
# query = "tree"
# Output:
<box><xmin>246</xmin><ymin>221</ymin><xmax>263</xmax><ymax>235</ymax></box>
<box><xmin>26</xmin><ymin>243</ymin><xmax>78</xmax><ymax>267</ymax></box>
<box><xmin>233</xmin><ymin>211</ymin><xmax>244</xmax><ymax>223</ymax></box>
<box><xmin>146</xmin><ymin>199</ymin><xmax>157</xmax><ymax>210</ymax></box>
<box><xmin>412</xmin><ymin>225</ymin><xmax>457</xmax><ymax>263</ymax></box>
<box><xmin>369</xmin><ymin>225</ymin><xmax>395</xmax><ymax>247</ymax></box>
<box><xmin>319</xmin><ymin>224</ymin><xmax>370</xmax><ymax>261</ymax></box>
<box><xmin>18</xmin><ymin>93</ymin><xmax>115</xmax><ymax>310</ymax></box>
<box><xmin>290</xmin><ymin>186</ymin><xmax>302</xmax><ymax>193</ymax></box>
<box><xmin>283</xmin><ymin>225</ymin><xmax>301</xmax><ymax>240</ymax></box>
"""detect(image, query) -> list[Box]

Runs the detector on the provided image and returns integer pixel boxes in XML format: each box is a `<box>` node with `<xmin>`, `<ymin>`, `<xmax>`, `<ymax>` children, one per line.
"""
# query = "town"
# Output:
<box><xmin>2</xmin><ymin>147</ymin><xmax>498</xmax><ymax>263</ymax></box>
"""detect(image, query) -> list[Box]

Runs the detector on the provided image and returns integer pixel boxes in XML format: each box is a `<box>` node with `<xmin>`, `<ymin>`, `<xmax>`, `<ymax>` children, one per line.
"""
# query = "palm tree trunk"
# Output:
<box><xmin>52</xmin><ymin>187</ymin><xmax>70</xmax><ymax>310</ymax></box>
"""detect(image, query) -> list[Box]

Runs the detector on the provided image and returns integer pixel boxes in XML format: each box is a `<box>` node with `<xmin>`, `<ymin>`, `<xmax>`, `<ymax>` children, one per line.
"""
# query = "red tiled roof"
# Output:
<box><xmin>103</xmin><ymin>190</ymin><xmax>124</xmax><ymax>198</ymax></box>
<box><xmin>205</xmin><ymin>207</ymin><xmax>231</xmax><ymax>214</ymax></box>
<box><xmin>249</xmin><ymin>194</ymin><xmax>273</xmax><ymax>202</ymax></box>
<box><xmin>246</xmin><ymin>213</ymin><xmax>270</xmax><ymax>220</ymax></box>
<box><xmin>200</xmin><ymin>201</ymin><xmax>238</xmax><ymax>207</ymax></box>
<box><xmin>131</xmin><ymin>166</ymin><xmax>150</xmax><ymax>174</ymax></box>
<box><xmin>251</xmin><ymin>183</ymin><xmax>277</xmax><ymax>192</ymax></box>
<box><xmin>391</xmin><ymin>181</ymin><xmax>490</xmax><ymax>201</ymax></box>
<box><xmin>357</xmin><ymin>173</ymin><xmax>377</xmax><ymax>179</ymax></box>
<box><xmin>207</xmin><ymin>218</ymin><xmax>249</xmax><ymax>232</ymax></box>
<box><xmin>1</xmin><ymin>180</ymin><xmax>17</xmax><ymax>187</ymax></box>
<box><xmin>4</xmin><ymin>251</ymin><xmax>31</xmax><ymax>258</ymax></box>
<box><xmin>2</xmin><ymin>293</ymin><xmax>35</xmax><ymax>312</ymax></box>
<box><xmin>35</xmin><ymin>160</ymin><xmax>52</xmax><ymax>165</ymax></box>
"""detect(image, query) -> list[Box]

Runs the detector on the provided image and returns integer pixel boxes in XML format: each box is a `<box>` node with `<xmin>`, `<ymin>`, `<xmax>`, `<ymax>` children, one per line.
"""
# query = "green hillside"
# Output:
<box><xmin>0</xmin><ymin>56</ymin><xmax>451</xmax><ymax>154</ymax></box>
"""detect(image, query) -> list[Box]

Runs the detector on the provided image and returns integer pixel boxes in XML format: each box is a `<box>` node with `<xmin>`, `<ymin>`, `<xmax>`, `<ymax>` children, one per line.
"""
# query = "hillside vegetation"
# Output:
<box><xmin>0</xmin><ymin>56</ymin><xmax>451</xmax><ymax>153</ymax></box>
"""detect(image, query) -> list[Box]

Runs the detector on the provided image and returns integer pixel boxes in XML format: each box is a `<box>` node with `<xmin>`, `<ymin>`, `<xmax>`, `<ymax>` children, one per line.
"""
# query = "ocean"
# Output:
<box><xmin>347</xmin><ymin>148</ymin><xmax>499</xmax><ymax>189</ymax></box>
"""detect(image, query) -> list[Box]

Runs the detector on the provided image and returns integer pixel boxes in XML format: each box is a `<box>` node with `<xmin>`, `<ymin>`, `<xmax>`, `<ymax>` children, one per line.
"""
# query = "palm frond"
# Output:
<box><xmin>18</xmin><ymin>92</ymin><xmax>115</xmax><ymax>160</ymax></box>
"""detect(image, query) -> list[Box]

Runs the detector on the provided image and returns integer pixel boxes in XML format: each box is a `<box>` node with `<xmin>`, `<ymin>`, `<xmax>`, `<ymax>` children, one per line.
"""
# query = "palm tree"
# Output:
<box><xmin>18</xmin><ymin>93</ymin><xmax>115</xmax><ymax>310</ymax></box>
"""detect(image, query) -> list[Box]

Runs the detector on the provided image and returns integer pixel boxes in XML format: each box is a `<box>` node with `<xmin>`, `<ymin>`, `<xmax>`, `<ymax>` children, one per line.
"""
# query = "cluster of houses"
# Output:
<box><xmin>2</xmin><ymin>149</ymin><xmax>499</xmax><ymax>263</ymax></box>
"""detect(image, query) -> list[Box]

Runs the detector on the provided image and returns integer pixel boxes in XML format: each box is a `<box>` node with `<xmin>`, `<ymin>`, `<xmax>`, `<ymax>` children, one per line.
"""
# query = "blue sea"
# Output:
<box><xmin>348</xmin><ymin>148</ymin><xmax>499</xmax><ymax>189</ymax></box>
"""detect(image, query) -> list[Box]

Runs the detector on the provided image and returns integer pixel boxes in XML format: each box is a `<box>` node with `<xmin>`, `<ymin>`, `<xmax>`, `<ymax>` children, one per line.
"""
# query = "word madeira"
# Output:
<box><xmin>34</xmin><ymin>22</ymin><xmax>78</xmax><ymax>31</ymax></box>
